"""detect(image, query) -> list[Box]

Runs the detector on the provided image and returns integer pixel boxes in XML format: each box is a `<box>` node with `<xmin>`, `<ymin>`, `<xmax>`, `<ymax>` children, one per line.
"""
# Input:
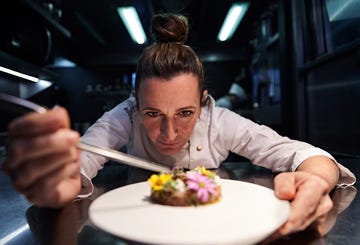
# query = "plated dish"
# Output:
<box><xmin>89</xmin><ymin>179</ymin><xmax>290</xmax><ymax>245</ymax></box>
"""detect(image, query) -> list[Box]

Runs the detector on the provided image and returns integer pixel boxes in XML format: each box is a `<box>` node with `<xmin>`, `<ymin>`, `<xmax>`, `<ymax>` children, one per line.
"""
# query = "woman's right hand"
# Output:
<box><xmin>2</xmin><ymin>107</ymin><xmax>82</xmax><ymax>208</ymax></box>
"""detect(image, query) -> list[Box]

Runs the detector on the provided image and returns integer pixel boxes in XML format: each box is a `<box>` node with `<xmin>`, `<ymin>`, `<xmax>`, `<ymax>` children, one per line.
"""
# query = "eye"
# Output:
<box><xmin>145</xmin><ymin>111</ymin><xmax>161</xmax><ymax>118</ymax></box>
<box><xmin>178</xmin><ymin>110</ymin><xmax>194</xmax><ymax>117</ymax></box>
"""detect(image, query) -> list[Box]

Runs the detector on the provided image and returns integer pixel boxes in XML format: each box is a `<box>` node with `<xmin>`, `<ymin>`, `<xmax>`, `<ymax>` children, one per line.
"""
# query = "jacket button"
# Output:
<box><xmin>196</xmin><ymin>146</ymin><xmax>202</xmax><ymax>151</ymax></box>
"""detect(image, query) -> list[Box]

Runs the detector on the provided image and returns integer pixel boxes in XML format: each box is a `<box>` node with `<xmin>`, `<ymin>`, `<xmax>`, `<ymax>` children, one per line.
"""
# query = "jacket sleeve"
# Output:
<box><xmin>215</xmin><ymin>108</ymin><xmax>356</xmax><ymax>186</ymax></box>
<box><xmin>79</xmin><ymin>98</ymin><xmax>135</xmax><ymax>180</ymax></box>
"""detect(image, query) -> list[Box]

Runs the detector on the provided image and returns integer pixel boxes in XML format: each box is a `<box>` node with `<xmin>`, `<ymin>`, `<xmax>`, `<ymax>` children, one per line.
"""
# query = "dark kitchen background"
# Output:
<box><xmin>0</xmin><ymin>0</ymin><xmax>359</xmax><ymax>157</ymax></box>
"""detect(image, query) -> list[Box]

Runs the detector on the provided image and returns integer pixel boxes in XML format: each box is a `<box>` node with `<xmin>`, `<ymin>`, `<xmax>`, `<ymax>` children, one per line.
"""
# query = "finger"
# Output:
<box><xmin>11</xmin><ymin>147</ymin><xmax>80</xmax><ymax>191</ymax></box>
<box><xmin>282</xmin><ymin>195</ymin><xmax>333</xmax><ymax>235</ymax></box>
<box><xmin>24</xmin><ymin>160</ymin><xmax>81</xmax><ymax>208</ymax></box>
<box><xmin>312</xmin><ymin>200</ymin><xmax>335</xmax><ymax>236</ymax></box>
<box><xmin>290</xmin><ymin>175</ymin><xmax>328</xmax><ymax>221</ymax></box>
<box><xmin>312</xmin><ymin>195</ymin><xmax>333</xmax><ymax>222</ymax></box>
<box><xmin>7</xmin><ymin>107</ymin><xmax>70</xmax><ymax>138</ymax></box>
<box><xmin>279</xmin><ymin>173</ymin><xmax>329</xmax><ymax>234</ymax></box>
<box><xmin>274</xmin><ymin>172</ymin><xmax>296</xmax><ymax>200</ymax></box>
<box><xmin>4</xmin><ymin>129</ymin><xmax>79</xmax><ymax>170</ymax></box>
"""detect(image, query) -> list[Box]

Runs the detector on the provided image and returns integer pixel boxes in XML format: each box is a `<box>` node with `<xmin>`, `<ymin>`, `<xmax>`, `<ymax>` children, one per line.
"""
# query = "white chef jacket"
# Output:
<box><xmin>78</xmin><ymin>96</ymin><xmax>356</xmax><ymax>196</ymax></box>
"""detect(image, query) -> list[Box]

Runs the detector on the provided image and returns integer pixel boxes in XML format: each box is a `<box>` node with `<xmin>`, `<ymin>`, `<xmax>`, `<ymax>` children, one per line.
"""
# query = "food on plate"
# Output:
<box><xmin>148</xmin><ymin>166</ymin><xmax>222</xmax><ymax>206</ymax></box>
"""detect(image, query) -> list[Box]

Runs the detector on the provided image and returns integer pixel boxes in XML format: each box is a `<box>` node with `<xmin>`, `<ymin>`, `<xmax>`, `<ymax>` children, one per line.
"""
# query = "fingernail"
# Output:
<box><xmin>279</xmin><ymin>224</ymin><xmax>289</xmax><ymax>235</ymax></box>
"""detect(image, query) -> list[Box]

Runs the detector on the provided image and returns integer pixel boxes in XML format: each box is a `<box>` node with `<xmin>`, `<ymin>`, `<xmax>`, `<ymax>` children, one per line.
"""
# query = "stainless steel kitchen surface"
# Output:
<box><xmin>0</xmin><ymin>157</ymin><xmax>359</xmax><ymax>245</ymax></box>
<box><xmin>1</xmin><ymin>0</ymin><xmax>360</xmax><ymax>244</ymax></box>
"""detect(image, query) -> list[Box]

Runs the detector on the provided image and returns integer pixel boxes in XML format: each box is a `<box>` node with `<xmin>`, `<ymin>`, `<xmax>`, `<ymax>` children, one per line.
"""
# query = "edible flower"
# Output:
<box><xmin>196</xmin><ymin>166</ymin><xmax>216</xmax><ymax>178</ymax></box>
<box><xmin>148</xmin><ymin>173</ymin><xmax>172</xmax><ymax>191</ymax></box>
<box><xmin>186</xmin><ymin>171</ymin><xmax>218</xmax><ymax>203</ymax></box>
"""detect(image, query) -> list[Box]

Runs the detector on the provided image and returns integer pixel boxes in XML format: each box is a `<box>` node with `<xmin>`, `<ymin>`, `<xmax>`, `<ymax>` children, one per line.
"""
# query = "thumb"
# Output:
<box><xmin>274</xmin><ymin>172</ymin><xmax>297</xmax><ymax>200</ymax></box>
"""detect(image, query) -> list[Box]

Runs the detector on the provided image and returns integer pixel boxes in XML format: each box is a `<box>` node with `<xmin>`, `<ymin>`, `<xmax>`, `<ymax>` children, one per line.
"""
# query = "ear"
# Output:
<box><xmin>201</xmin><ymin>89</ymin><xmax>209</xmax><ymax>105</ymax></box>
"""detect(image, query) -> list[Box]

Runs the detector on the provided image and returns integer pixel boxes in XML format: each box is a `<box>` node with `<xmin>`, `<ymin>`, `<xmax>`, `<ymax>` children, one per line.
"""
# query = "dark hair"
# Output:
<box><xmin>135</xmin><ymin>13</ymin><xmax>206</xmax><ymax>105</ymax></box>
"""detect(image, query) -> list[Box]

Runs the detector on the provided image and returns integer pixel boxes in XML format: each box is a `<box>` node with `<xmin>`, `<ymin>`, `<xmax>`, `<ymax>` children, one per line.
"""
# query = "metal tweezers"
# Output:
<box><xmin>0</xmin><ymin>92</ymin><xmax>170</xmax><ymax>173</ymax></box>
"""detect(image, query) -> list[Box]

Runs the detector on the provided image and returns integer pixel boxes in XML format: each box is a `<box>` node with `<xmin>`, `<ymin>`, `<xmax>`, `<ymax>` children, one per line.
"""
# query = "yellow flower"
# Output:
<box><xmin>148</xmin><ymin>173</ymin><xmax>172</xmax><ymax>191</ymax></box>
<box><xmin>198</xmin><ymin>166</ymin><xmax>215</xmax><ymax>178</ymax></box>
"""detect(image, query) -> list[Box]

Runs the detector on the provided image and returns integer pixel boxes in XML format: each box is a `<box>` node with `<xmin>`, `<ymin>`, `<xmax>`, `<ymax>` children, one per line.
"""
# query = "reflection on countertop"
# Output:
<box><xmin>0</xmin><ymin>158</ymin><xmax>359</xmax><ymax>245</ymax></box>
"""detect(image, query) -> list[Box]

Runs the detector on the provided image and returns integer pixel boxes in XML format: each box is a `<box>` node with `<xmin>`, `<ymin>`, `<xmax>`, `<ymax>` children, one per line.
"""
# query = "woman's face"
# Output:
<box><xmin>138</xmin><ymin>73</ymin><xmax>202</xmax><ymax>155</ymax></box>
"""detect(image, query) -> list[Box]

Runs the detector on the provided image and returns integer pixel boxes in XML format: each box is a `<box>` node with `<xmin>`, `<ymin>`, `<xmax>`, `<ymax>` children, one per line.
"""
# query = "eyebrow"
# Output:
<box><xmin>142</xmin><ymin>107</ymin><xmax>159</xmax><ymax>111</ymax></box>
<box><xmin>142</xmin><ymin>106</ymin><xmax>197</xmax><ymax>112</ymax></box>
<box><xmin>177</xmin><ymin>106</ymin><xmax>197</xmax><ymax>111</ymax></box>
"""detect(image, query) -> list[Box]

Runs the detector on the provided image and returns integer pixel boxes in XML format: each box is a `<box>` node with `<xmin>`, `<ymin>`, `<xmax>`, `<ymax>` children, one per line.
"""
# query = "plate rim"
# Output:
<box><xmin>89</xmin><ymin>179</ymin><xmax>290</xmax><ymax>245</ymax></box>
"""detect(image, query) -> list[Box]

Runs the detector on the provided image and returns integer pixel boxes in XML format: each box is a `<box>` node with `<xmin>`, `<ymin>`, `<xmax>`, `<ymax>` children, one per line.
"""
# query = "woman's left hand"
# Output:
<box><xmin>273</xmin><ymin>171</ymin><xmax>334</xmax><ymax>235</ymax></box>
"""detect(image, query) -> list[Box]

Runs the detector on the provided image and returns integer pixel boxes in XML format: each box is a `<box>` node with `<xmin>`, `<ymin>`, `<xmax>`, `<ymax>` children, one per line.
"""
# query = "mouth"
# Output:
<box><xmin>157</xmin><ymin>138</ymin><xmax>184</xmax><ymax>150</ymax></box>
<box><xmin>155</xmin><ymin>141</ymin><xmax>180</xmax><ymax>155</ymax></box>
<box><xmin>158</xmin><ymin>141</ymin><xmax>178</xmax><ymax>147</ymax></box>
<box><xmin>155</xmin><ymin>139</ymin><xmax>188</xmax><ymax>155</ymax></box>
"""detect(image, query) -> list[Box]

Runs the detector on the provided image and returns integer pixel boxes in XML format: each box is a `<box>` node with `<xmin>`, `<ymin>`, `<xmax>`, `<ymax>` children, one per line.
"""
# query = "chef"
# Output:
<box><xmin>3</xmin><ymin>13</ymin><xmax>356</xmax><ymax>238</ymax></box>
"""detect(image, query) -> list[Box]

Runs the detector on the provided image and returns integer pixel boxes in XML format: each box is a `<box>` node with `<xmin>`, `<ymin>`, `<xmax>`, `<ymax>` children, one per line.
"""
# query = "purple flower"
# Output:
<box><xmin>186</xmin><ymin>172</ymin><xmax>218</xmax><ymax>203</ymax></box>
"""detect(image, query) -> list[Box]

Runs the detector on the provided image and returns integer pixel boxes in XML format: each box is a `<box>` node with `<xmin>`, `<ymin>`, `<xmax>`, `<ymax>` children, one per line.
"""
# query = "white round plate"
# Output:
<box><xmin>89</xmin><ymin>179</ymin><xmax>290</xmax><ymax>245</ymax></box>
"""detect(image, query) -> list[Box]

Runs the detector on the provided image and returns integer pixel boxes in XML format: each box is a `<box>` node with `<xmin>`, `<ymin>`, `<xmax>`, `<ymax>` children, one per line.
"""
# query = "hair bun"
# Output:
<box><xmin>151</xmin><ymin>14</ymin><xmax>189</xmax><ymax>43</ymax></box>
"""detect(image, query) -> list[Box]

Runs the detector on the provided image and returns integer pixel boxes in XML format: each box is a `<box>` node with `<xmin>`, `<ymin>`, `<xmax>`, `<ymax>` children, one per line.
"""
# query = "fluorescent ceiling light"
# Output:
<box><xmin>0</xmin><ymin>224</ymin><xmax>29</xmax><ymax>244</ymax></box>
<box><xmin>326</xmin><ymin>0</ymin><xmax>355</xmax><ymax>22</ymax></box>
<box><xmin>117</xmin><ymin>6</ymin><xmax>147</xmax><ymax>44</ymax></box>
<box><xmin>217</xmin><ymin>2</ymin><xmax>249</xmax><ymax>42</ymax></box>
<box><xmin>0</xmin><ymin>66</ymin><xmax>51</xmax><ymax>83</ymax></box>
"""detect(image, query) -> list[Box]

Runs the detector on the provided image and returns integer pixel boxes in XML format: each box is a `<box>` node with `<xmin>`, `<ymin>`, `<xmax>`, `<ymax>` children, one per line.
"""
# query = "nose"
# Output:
<box><xmin>160</xmin><ymin>117</ymin><xmax>178</xmax><ymax>141</ymax></box>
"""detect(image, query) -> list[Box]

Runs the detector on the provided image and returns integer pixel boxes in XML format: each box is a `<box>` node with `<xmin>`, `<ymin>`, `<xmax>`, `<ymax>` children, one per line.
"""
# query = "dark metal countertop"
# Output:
<box><xmin>0</xmin><ymin>158</ymin><xmax>359</xmax><ymax>245</ymax></box>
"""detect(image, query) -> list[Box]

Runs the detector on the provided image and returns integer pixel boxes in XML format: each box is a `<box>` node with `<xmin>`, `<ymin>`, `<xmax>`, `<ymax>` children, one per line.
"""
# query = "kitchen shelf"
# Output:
<box><xmin>22</xmin><ymin>0</ymin><xmax>71</xmax><ymax>39</ymax></box>
<box><xmin>0</xmin><ymin>50</ymin><xmax>57</xmax><ymax>81</ymax></box>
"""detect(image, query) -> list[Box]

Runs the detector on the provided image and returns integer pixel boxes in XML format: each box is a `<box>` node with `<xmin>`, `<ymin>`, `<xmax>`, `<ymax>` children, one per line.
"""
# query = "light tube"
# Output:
<box><xmin>0</xmin><ymin>66</ymin><xmax>50</xmax><ymax>83</ymax></box>
<box><xmin>0</xmin><ymin>224</ymin><xmax>29</xmax><ymax>244</ymax></box>
<box><xmin>217</xmin><ymin>2</ymin><xmax>249</xmax><ymax>42</ymax></box>
<box><xmin>117</xmin><ymin>6</ymin><xmax>147</xmax><ymax>45</ymax></box>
